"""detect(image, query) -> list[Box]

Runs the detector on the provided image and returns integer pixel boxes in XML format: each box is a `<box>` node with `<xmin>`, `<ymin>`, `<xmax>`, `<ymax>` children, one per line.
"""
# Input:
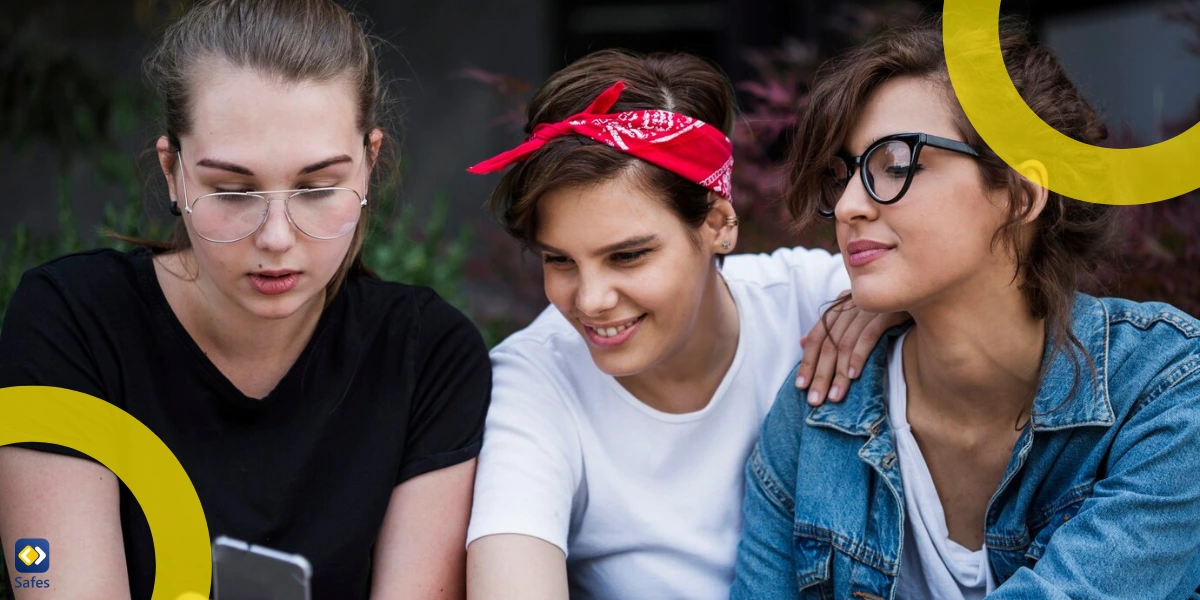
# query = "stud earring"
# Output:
<box><xmin>721</xmin><ymin>241</ymin><xmax>731</xmax><ymax>250</ymax></box>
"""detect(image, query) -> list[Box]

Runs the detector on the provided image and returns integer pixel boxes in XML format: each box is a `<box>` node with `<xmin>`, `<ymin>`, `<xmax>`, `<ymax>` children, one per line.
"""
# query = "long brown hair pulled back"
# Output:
<box><xmin>134</xmin><ymin>0</ymin><xmax>398</xmax><ymax>297</ymax></box>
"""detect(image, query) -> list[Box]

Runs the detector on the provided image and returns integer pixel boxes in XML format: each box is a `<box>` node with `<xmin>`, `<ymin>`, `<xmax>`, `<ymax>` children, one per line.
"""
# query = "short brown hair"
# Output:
<box><xmin>487</xmin><ymin>49</ymin><xmax>736</xmax><ymax>247</ymax></box>
<box><xmin>788</xmin><ymin>17</ymin><xmax>1120</xmax><ymax>364</ymax></box>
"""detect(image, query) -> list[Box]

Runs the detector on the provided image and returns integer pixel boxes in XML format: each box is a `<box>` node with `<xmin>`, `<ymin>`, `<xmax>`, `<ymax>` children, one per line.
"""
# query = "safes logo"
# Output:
<box><xmin>12</xmin><ymin>538</ymin><xmax>51</xmax><ymax>590</ymax></box>
<box><xmin>14</xmin><ymin>538</ymin><xmax>48</xmax><ymax>573</ymax></box>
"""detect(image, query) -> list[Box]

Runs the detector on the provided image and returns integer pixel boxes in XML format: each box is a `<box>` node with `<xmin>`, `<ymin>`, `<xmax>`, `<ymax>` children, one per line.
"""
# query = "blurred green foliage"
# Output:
<box><xmin>363</xmin><ymin>187</ymin><xmax>474</xmax><ymax>323</ymax></box>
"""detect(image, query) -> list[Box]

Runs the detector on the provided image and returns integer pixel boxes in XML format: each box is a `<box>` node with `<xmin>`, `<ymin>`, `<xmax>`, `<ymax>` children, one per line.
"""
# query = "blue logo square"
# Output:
<box><xmin>14</xmin><ymin>538</ymin><xmax>49</xmax><ymax>573</ymax></box>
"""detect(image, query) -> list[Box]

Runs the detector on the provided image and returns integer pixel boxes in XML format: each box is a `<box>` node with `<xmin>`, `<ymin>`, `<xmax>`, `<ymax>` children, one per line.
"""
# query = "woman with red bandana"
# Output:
<box><xmin>463</xmin><ymin>49</ymin><xmax>904</xmax><ymax>600</ymax></box>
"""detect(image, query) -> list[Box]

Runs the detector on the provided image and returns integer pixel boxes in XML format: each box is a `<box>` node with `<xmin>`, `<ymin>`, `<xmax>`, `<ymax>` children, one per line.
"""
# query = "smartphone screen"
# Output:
<box><xmin>212</xmin><ymin>536</ymin><xmax>312</xmax><ymax>600</ymax></box>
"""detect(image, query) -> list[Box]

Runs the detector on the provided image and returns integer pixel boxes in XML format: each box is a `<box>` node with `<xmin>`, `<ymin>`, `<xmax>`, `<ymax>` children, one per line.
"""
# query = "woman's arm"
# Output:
<box><xmin>0</xmin><ymin>447</ymin><xmax>130</xmax><ymax>600</ymax></box>
<box><xmin>366</xmin><ymin>291</ymin><xmax>491</xmax><ymax>599</ymax></box>
<box><xmin>369</xmin><ymin>459</ymin><xmax>477</xmax><ymax>600</ymax></box>
<box><xmin>466</xmin><ymin>534</ymin><xmax>568</xmax><ymax>600</ymax></box>
<box><xmin>0</xmin><ymin>267</ymin><xmax>133</xmax><ymax>599</ymax></box>
<box><xmin>460</xmin><ymin>346</ymin><xmax>581</xmax><ymax>600</ymax></box>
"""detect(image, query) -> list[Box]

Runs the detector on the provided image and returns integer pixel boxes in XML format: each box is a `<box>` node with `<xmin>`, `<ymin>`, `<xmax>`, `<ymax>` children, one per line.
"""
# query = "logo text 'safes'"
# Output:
<box><xmin>13</xmin><ymin>538</ymin><xmax>51</xmax><ymax>589</ymax></box>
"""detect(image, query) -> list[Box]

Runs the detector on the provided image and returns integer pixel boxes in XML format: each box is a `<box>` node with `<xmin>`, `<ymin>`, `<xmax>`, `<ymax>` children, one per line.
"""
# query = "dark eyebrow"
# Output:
<box><xmin>534</xmin><ymin>235</ymin><xmax>659</xmax><ymax>258</ymax></box>
<box><xmin>194</xmin><ymin>155</ymin><xmax>354</xmax><ymax>177</ymax></box>
<box><xmin>196</xmin><ymin>158</ymin><xmax>254</xmax><ymax>176</ymax></box>
<box><xmin>298</xmin><ymin>155</ymin><xmax>353</xmax><ymax>175</ymax></box>
<box><xmin>596</xmin><ymin>235</ymin><xmax>657</xmax><ymax>255</ymax></box>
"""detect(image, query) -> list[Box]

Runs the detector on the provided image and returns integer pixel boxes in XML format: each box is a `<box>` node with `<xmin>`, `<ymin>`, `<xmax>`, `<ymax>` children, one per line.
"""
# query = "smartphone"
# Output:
<box><xmin>211</xmin><ymin>535</ymin><xmax>312</xmax><ymax>600</ymax></box>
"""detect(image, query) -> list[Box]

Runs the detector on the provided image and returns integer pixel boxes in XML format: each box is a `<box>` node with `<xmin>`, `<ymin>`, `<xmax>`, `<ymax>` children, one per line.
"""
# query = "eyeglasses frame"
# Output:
<box><xmin>169</xmin><ymin>145</ymin><xmax>370</xmax><ymax>243</ymax></box>
<box><xmin>819</xmin><ymin>132</ymin><xmax>980</xmax><ymax>218</ymax></box>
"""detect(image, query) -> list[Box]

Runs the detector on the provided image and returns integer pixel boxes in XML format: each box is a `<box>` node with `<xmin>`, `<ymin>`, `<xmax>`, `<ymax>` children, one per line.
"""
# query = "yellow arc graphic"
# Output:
<box><xmin>942</xmin><ymin>0</ymin><xmax>1200</xmax><ymax>205</ymax></box>
<box><xmin>0</xmin><ymin>386</ymin><xmax>211</xmax><ymax>598</ymax></box>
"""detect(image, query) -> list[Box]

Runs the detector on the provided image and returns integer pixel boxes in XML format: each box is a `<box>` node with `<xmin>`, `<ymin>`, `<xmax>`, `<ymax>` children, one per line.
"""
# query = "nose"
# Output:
<box><xmin>254</xmin><ymin>198</ymin><xmax>297</xmax><ymax>253</ymax></box>
<box><xmin>575</xmin><ymin>269</ymin><xmax>619</xmax><ymax>317</ymax></box>
<box><xmin>833</xmin><ymin>172</ymin><xmax>879</xmax><ymax>224</ymax></box>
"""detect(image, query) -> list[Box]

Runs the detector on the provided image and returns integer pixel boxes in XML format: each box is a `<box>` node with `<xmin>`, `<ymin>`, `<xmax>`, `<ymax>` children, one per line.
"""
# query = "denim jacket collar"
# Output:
<box><xmin>807</xmin><ymin>293</ymin><xmax>1115</xmax><ymax>436</ymax></box>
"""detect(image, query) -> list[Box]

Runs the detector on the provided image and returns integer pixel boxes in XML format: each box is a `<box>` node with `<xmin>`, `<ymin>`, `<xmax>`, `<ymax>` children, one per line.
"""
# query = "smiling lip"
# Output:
<box><xmin>845</xmin><ymin>239</ymin><xmax>895</xmax><ymax>268</ymax></box>
<box><xmin>248</xmin><ymin>270</ymin><xmax>300</xmax><ymax>295</ymax></box>
<box><xmin>582</xmin><ymin>314</ymin><xmax>645</xmax><ymax>349</ymax></box>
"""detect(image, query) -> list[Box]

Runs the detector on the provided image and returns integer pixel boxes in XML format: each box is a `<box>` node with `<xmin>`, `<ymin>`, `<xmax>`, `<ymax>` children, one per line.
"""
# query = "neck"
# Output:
<box><xmin>903</xmin><ymin>279</ymin><xmax>1045</xmax><ymax>426</ymax></box>
<box><xmin>157</xmin><ymin>251</ymin><xmax>326</xmax><ymax>364</ymax></box>
<box><xmin>617</xmin><ymin>264</ymin><xmax>740</xmax><ymax>414</ymax></box>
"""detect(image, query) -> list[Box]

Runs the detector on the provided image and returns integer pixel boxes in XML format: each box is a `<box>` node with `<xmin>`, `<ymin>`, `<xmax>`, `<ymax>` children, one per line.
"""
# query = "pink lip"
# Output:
<box><xmin>248</xmin><ymin>271</ymin><xmax>300</xmax><ymax>295</ymax></box>
<box><xmin>253</xmin><ymin>269</ymin><xmax>299</xmax><ymax>277</ymax></box>
<box><xmin>582</xmin><ymin>315</ymin><xmax>645</xmax><ymax>349</ymax></box>
<box><xmin>845</xmin><ymin>239</ymin><xmax>895</xmax><ymax>268</ymax></box>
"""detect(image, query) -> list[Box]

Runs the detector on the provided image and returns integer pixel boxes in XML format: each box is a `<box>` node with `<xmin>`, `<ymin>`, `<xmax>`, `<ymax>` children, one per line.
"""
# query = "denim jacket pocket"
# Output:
<box><xmin>794</xmin><ymin>531</ymin><xmax>835</xmax><ymax>596</ymax></box>
<box><xmin>1024</xmin><ymin>497</ymin><xmax>1088</xmax><ymax>563</ymax></box>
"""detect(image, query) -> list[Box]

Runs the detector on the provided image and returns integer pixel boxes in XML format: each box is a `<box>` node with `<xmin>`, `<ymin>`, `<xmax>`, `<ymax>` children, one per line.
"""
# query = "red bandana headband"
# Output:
<box><xmin>467</xmin><ymin>81</ymin><xmax>734</xmax><ymax>200</ymax></box>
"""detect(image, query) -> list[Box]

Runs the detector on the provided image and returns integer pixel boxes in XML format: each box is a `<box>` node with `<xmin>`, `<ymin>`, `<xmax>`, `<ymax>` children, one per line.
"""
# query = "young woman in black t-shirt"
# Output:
<box><xmin>0</xmin><ymin>1</ymin><xmax>490</xmax><ymax>598</ymax></box>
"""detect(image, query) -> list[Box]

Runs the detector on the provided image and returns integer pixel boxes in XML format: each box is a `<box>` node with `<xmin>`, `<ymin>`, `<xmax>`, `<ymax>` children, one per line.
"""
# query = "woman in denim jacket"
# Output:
<box><xmin>732</xmin><ymin>17</ymin><xmax>1200</xmax><ymax>600</ymax></box>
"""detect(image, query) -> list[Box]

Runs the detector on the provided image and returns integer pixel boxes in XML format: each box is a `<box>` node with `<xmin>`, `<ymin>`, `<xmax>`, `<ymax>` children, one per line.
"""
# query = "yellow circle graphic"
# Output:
<box><xmin>942</xmin><ymin>1</ymin><xmax>1200</xmax><ymax>205</ymax></box>
<box><xmin>0</xmin><ymin>386</ymin><xmax>210</xmax><ymax>599</ymax></box>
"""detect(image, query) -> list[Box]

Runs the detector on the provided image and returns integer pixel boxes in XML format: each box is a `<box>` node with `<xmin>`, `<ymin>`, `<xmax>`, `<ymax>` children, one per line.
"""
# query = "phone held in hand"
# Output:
<box><xmin>211</xmin><ymin>535</ymin><xmax>312</xmax><ymax>600</ymax></box>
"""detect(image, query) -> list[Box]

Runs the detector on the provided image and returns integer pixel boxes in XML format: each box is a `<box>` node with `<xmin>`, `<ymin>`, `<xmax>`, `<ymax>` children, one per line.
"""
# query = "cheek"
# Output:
<box><xmin>835</xmin><ymin>221</ymin><xmax>851</xmax><ymax>252</ymax></box>
<box><xmin>542</xmin><ymin>269</ymin><xmax>575</xmax><ymax>310</ymax></box>
<box><xmin>639</xmin><ymin>254</ymin><xmax>709</xmax><ymax>320</ymax></box>
<box><xmin>889</xmin><ymin>194</ymin><xmax>1011</xmax><ymax>291</ymax></box>
<box><xmin>929</xmin><ymin>187</ymin><xmax>1007</xmax><ymax>261</ymax></box>
<box><xmin>188</xmin><ymin>242</ymin><xmax>239</xmax><ymax>275</ymax></box>
<box><xmin>302</xmin><ymin>239</ymin><xmax>355</xmax><ymax>291</ymax></box>
<box><xmin>317</xmin><ymin>238</ymin><xmax>354</xmax><ymax>269</ymax></box>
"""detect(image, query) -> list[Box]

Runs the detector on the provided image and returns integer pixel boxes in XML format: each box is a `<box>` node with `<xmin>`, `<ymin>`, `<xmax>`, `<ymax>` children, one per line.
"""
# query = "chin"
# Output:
<box><xmin>240</xmin><ymin>294</ymin><xmax>315</xmax><ymax>321</ymax></box>
<box><xmin>587</xmin><ymin>347</ymin><xmax>655</xmax><ymax>378</ymax></box>
<box><xmin>849</xmin><ymin>277</ymin><xmax>911</xmax><ymax>315</ymax></box>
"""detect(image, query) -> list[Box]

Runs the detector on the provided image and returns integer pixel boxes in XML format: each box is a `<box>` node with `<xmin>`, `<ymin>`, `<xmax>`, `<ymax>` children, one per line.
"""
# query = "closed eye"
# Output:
<box><xmin>612</xmin><ymin>249</ymin><xmax>650</xmax><ymax>264</ymax></box>
<box><xmin>542</xmin><ymin>254</ymin><xmax>573</xmax><ymax>266</ymax></box>
<box><xmin>882</xmin><ymin>164</ymin><xmax>925</xmax><ymax>178</ymax></box>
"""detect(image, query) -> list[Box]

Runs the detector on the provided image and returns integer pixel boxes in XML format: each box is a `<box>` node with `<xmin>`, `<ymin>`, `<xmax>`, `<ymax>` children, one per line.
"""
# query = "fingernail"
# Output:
<box><xmin>830</xmin><ymin>386</ymin><xmax>840</xmax><ymax>401</ymax></box>
<box><xmin>808</xmin><ymin>391</ymin><xmax>819</xmax><ymax>405</ymax></box>
<box><xmin>796</xmin><ymin>375</ymin><xmax>807</xmax><ymax>388</ymax></box>
<box><xmin>849</xmin><ymin>367</ymin><xmax>858</xmax><ymax>379</ymax></box>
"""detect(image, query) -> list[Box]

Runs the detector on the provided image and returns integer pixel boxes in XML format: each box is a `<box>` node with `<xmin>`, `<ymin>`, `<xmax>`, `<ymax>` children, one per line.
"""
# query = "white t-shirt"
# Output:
<box><xmin>467</xmin><ymin>246</ymin><xmax>849</xmax><ymax>600</ymax></box>
<box><xmin>888</xmin><ymin>332</ymin><xmax>997</xmax><ymax>600</ymax></box>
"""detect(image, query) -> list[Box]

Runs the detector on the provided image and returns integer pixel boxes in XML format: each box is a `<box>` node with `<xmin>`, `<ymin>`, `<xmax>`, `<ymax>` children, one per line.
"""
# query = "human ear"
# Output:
<box><xmin>364</xmin><ymin>128</ymin><xmax>385</xmax><ymax>198</ymax></box>
<box><xmin>704</xmin><ymin>195</ymin><xmax>738</xmax><ymax>254</ymax></box>
<box><xmin>156</xmin><ymin>135</ymin><xmax>180</xmax><ymax>215</ymax></box>
<box><xmin>366</xmin><ymin>128</ymin><xmax>384</xmax><ymax>166</ymax></box>
<box><xmin>1017</xmin><ymin>159</ymin><xmax>1049</xmax><ymax>223</ymax></box>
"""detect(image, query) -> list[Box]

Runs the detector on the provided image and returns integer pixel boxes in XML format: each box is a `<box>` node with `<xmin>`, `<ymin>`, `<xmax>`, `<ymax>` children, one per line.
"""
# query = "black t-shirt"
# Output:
<box><xmin>0</xmin><ymin>247</ymin><xmax>491</xmax><ymax>599</ymax></box>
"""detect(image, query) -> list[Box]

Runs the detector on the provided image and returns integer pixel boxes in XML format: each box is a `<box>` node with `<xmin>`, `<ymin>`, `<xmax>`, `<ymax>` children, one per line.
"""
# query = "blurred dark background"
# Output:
<box><xmin>2</xmin><ymin>0</ymin><xmax>1199</xmax><ymax>345</ymax></box>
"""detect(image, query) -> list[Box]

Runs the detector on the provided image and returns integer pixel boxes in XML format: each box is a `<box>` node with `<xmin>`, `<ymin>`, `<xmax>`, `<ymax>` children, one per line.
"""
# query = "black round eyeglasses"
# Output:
<box><xmin>819</xmin><ymin>132</ymin><xmax>980</xmax><ymax>218</ymax></box>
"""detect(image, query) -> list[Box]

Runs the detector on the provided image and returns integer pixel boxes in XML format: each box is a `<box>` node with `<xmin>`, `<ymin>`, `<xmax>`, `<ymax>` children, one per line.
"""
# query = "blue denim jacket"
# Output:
<box><xmin>732</xmin><ymin>294</ymin><xmax>1200</xmax><ymax>600</ymax></box>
